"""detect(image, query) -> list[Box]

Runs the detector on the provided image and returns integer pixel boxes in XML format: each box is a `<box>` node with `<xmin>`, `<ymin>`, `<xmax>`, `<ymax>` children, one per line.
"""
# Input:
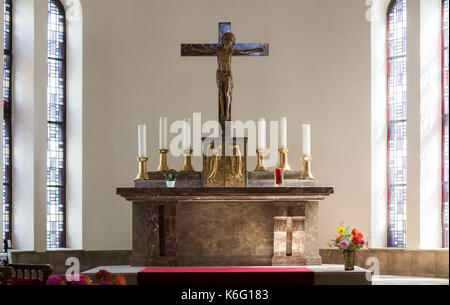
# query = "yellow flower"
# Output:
<box><xmin>337</xmin><ymin>227</ymin><xmax>346</xmax><ymax>235</ymax></box>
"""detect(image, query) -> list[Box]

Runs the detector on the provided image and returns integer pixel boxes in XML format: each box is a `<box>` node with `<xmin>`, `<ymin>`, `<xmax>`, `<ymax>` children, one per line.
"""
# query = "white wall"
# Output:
<box><xmin>407</xmin><ymin>0</ymin><xmax>422</xmax><ymax>250</ymax></box>
<box><xmin>371</xmin><ymin>0</ymin><xmax>389</xmax><ymax>248</ymax></box>
<box><xmin>81</xmin><ymin>0</ymin><xmax>372</xmax><ymax>250</ymax></box>
<box><xmin>64</xmin><ymin>0</ymin><xmax>84</xmax><ymax>250</ymax></box>
<box><xmin>419</xmin><ymin>0</ymin><xmax>443</xmax><ymax>249</ymax></box>
<box><xmin>12</xmin><ymin>0</ymin><xmax>47</xmax><ymax>252</ymax></box>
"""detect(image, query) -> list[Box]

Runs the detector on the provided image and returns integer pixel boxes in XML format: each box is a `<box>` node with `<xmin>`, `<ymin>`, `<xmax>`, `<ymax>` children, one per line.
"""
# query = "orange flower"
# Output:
<box><xmin>114</xmin><ymin>274</ymin><xmax>127</xmax><ymax>285</ymax></box>
<box><xmin>335</xmin><ymin>236</ymin><xmax>342</xmax><ymax>243</ymax></box>
<box><xmin>352</xmin><ymin>228</ymin><xmax>359</xmax><ymax>235</ymax></box>
<box><xmin>95</xmin><ymin>269</ymin><xmax>112</xmax><ymax>282</ymax></box>
<box><xmin>352</xmin><ymin>236</ymin><xmax>361</xmax><ymax>245</ymax></box>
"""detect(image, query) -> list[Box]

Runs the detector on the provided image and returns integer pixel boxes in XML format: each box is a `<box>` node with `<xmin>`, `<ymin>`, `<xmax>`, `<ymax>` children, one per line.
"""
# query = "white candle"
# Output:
<box><xmin>159</xmin><ymin>117</ymin><xmax>168</xmax><ymax>149</ymax></box>
<box><xmin>280</xmin><ymin>117</ymin><xmax>287</xmax><ymax>149</ymax></box>
<box><xmin>302</xmin><ymin>124</ymin><xmax>311</xmax><ymax>156</ymax></box>
<box><xmin>138</xmin><ymin>124</ymin><xmax>147</xmax><ymax>157</ymax></box>
<box><xmin>258</xmin><ymin>118</ymin><xmax>266</xmax><ymax>150</ymax></box>
<box><xmin>182</xmin><ymin>118</ymin><xmax>191</xmax><ymax>150</ymax></box>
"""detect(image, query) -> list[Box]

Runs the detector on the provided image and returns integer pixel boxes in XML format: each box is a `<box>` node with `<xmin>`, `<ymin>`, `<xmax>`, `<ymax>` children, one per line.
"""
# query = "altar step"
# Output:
<box><xmin>82</xmin><ymin>264</ymin><xmax>372</xmax><ymax>285</ymax></box>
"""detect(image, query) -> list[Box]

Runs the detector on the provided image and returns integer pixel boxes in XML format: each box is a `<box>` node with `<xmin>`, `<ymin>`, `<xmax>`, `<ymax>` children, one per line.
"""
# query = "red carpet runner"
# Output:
<box><xmin>138</xmin><ymin>267</ymin><xmax>314</xmax><ymax>286</ymax></box>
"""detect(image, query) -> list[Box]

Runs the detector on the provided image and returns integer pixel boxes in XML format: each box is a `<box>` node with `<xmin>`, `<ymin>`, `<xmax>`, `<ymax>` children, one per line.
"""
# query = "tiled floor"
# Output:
<box><xmin>373</xmin><ymin>275</ymin><xmax>449</xmax><ymax>285</ymax></box>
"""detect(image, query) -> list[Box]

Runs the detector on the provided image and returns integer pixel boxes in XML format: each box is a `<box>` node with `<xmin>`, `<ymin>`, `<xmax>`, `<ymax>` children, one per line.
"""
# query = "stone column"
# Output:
<box><xmin>145</xmin><ymin>204</ymin><xmax>161</xmax><ymax>263</ymax></box>
<box><xmin>130</xmin><ymin>202</ymin><xmax>178</xmax><ymax>266</ymax></box>
<box><xmin>304</xmin><ymin>201</ymin><xmax>322</xmax><ymax>265</ymax></box>
<box><xmin>163</xmin><ymin>204</ymin><xmax>178</xmax><ymax>260</ymax></box>
<box><xmin>130</xmin><ymin>202</ymin><xmax>153</xmax><ymax>266</ymax></box>
<box><xmin>272</xmin><ymin>203</ymin><xmax>287</xmax><ymax>260</ymax></box>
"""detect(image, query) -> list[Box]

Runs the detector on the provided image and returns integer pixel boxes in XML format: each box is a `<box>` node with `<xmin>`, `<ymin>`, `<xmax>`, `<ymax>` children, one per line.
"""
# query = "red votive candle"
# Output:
<box><xmin>275</xmin><ymin>168</ymin><xmax>283</xmax><ymax>185</ymax></box>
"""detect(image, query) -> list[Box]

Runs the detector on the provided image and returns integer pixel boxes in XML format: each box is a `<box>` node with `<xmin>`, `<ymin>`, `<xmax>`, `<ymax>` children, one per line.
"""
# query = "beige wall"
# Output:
<box><xmin>81</xmin><ymin>0</ymin><xmax>371</xmax><ymax>250</ymax></box>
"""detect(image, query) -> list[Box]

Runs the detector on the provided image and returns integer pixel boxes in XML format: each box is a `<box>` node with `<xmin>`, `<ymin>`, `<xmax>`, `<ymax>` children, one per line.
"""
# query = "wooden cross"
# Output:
<box><xmin>181</xmin><ymin>22</ymin><xmax>269</xmax><ymax>130</ymax></box>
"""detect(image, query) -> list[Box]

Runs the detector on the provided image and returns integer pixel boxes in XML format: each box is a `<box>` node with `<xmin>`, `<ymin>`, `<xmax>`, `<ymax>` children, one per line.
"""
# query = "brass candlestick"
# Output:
<box><xmin>136</xmin><ymin>157</ymin><xmax>150</xmax><ymax>180</ymax></box>
<box><xmin>254</xmin><ymin>149</ymin><xmax>268</xmax><ymax>171</ymax></box>
<box><xmin>299</xmin><ymin>155</ymin><xmax>314</xmax><ymax>180</ymax></box>
<box><xmin>157</xmin><ymin>149</ymin><xmax>170</xmax><ymax>172</ymax></box>
<box><xmin>181</xmin><ymin>149</ymin><xmax>195</xmax><ymax>172</ymax></box>
<box><xmin>277</xmin><ymin>148</ymin><xmax>292</xmax><ymax>171</ymax></box>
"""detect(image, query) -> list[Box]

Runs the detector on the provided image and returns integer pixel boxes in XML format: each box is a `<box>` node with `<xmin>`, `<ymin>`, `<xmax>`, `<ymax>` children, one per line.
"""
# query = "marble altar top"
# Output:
<box><xmin>117</xmin><ymin>185</ymin><xmax>334</xmax><ymax>202</ymax></box>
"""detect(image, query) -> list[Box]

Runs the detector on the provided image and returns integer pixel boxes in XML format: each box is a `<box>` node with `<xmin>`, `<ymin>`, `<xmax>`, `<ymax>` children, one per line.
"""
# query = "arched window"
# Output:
<box><xmin>2</xmin><ymin>0</ymin><xmax>12</xmax><ymax>250</ymax></box>
<box><xmin>47</xmin><ymin>0</ymin><xmax>66</xmax><ymax>249</ymax></box>
<box><xmin>387</xmin><ymin>0</ymin><xmax>407</xmax><ymax>248</ymax></box>
<box><xmin>442</xmin><ymin>0</ymin><xmax>449</xmax><ymax>248</ymax></box>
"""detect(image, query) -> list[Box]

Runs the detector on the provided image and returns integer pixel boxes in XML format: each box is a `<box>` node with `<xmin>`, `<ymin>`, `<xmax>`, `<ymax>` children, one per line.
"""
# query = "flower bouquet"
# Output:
<box><xmin>327</xmin><ymin>223</ymin><xmax>368</xmax><ymax>270</ymax></box>
<box><xmin>47</xmin><ymin>269</ymin><xmax>126</xmax><ymax>285</ymax></box>
<box><xmin>163</xmin><ymin>169</ymin><xmax>180</xmax><ymax>188</ymax></box>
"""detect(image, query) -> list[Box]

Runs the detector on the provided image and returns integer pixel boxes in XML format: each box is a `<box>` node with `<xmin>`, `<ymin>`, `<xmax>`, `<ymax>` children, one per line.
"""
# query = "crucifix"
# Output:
<box><xmin>181</xmin><ymin>22</ymin><xmax>269</xmax><ymax>131</ymax></box>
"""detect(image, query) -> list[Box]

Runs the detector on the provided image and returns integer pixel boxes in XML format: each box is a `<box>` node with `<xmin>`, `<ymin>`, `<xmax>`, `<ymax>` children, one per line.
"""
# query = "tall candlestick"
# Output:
<box><xmin>182</xmin><ymin>118</ymin><xmax>191</xmax><ymax>150</ymax></box>
<box><xmin>302</xmin><ymin>124</ymin><xmax>311</xmax><ymax>156</ymax></box>
<box><xmin>138</xmin><ymin>124</ymin><xmax>147</xmax><ymax>158</ymax></box>
<box><xmin>159</xmin><ymin>117</ymin><xmax>168</xmax><ymax>150</ymax></box>
<box><xmin>258</xmin><ymin>118</ymin><xmax>266</xmax><ymax>150</ymax></box>
<box><xmin>280</xmin><ymin>117</ymin><xmax>287</xmax><ymax>149</ymax></box>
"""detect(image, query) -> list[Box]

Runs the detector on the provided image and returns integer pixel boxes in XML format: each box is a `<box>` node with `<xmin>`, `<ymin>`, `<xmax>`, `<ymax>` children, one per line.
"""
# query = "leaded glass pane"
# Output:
<box><xmin>387</xmin><ymin>0</ymin><xmax>407</xmax><ymax>248</ymax></box>
<box><xmin>2</xmin><ymin>0</ymin><xmax>12</xmax><ymax>246</ymax></box>
<box><xmin>3</xmin><ymin>0</ymin><xmax>11</xmax><ymax>51</ymax></box>
<box><xmin>47</xmin><ymin>0</ymin><xmax>66</xmax><ymax>249</ymax></box>
<box><xmin>48</xmin><ymin>1</ymin><xmax>64</xmax><ymax>60</ymax></box>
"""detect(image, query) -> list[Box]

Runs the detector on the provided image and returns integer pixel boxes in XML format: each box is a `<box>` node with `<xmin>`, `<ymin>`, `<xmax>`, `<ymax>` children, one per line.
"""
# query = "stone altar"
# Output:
<box><xmin>117</xmin><ymin>175</ymin><xmax>334</xmax><ymax>267</ymax></box>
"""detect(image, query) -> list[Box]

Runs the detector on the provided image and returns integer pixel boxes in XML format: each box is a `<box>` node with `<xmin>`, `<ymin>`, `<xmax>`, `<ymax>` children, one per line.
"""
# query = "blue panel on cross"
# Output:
<box><xmin>181</xmin><ymin>22</ymin><xmax>269</xmax><ymax>56</ymax></box>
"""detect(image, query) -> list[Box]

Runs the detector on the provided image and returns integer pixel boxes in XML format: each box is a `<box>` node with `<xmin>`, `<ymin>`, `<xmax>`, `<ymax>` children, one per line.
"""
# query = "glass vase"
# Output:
<box><xmin>343</xmin><ymin>250</ymin><xmax>355</xmax><ymax>271</ymax></box>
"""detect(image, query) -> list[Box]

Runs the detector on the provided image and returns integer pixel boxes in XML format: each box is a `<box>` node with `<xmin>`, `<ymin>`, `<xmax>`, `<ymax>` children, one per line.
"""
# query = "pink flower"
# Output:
<box><xmin>70</xmin><ymin>275</ymin><xmax>89</xmax><ymax>285</ymax></box>
<box><xmin>360</xmin><ymin>239</ymin><xmax>366</xmax><ymax>245</ymax></box>
<box><xmin>47</xmin><ymin>275</ymin><xmax>66</xmax><ymax>285</ymax></box>
<box><xmin>340</xmin><ymin>240</ymin><xmax>349</xmax><ymax>250</ymax></box>
<box><xmin>71</xmin><ymin>278</ymin><xmax>88</xmax><ymax>285</ymax></box>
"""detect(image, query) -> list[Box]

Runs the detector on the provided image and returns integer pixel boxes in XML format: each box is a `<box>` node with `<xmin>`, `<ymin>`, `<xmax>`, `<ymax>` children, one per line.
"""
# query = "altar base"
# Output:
<box><xmin>117</xmin><ymin>185</ymin><xmax>334</xmax><ymax>267</ymax></box>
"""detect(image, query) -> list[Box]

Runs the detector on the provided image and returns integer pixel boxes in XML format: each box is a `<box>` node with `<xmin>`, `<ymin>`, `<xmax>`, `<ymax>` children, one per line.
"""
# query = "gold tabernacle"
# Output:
<box><xmin>203</xmin><ymin>137</ymin><xmax>247</xmax><ymax>187</ymax></box>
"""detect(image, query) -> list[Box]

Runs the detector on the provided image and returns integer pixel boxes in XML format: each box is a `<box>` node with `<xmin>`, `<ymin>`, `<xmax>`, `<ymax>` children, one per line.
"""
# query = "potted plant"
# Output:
<box><xmin>163</xmin><ymin>169</ymin><xmax>179</xmax><ymax>188</ymax></box>
<box><xmin>327</xmin><ymin>223</ymin><xmax>368</xmax><ymax>270</ymax></box>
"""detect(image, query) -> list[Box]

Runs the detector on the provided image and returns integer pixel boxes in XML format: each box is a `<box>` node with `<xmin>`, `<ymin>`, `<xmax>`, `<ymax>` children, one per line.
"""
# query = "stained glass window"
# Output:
<box><xmin>442</xmin><ymin>0</ymin><xmax>449</xmax><ymax>248</ymax></box>
<box><xmin>387</xmin><ymin>0</ymin><xmax>407</xmax><ymax>248</ymax></box>
<box><xmin>2</xmin><ymin>0</ymin><xmax>12</xmax><ymax>250</ymax></box>
<box><xmin>47</xmin><ymin>0</ymin><xmax>66</xmax><ymax>249</ymax></box>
